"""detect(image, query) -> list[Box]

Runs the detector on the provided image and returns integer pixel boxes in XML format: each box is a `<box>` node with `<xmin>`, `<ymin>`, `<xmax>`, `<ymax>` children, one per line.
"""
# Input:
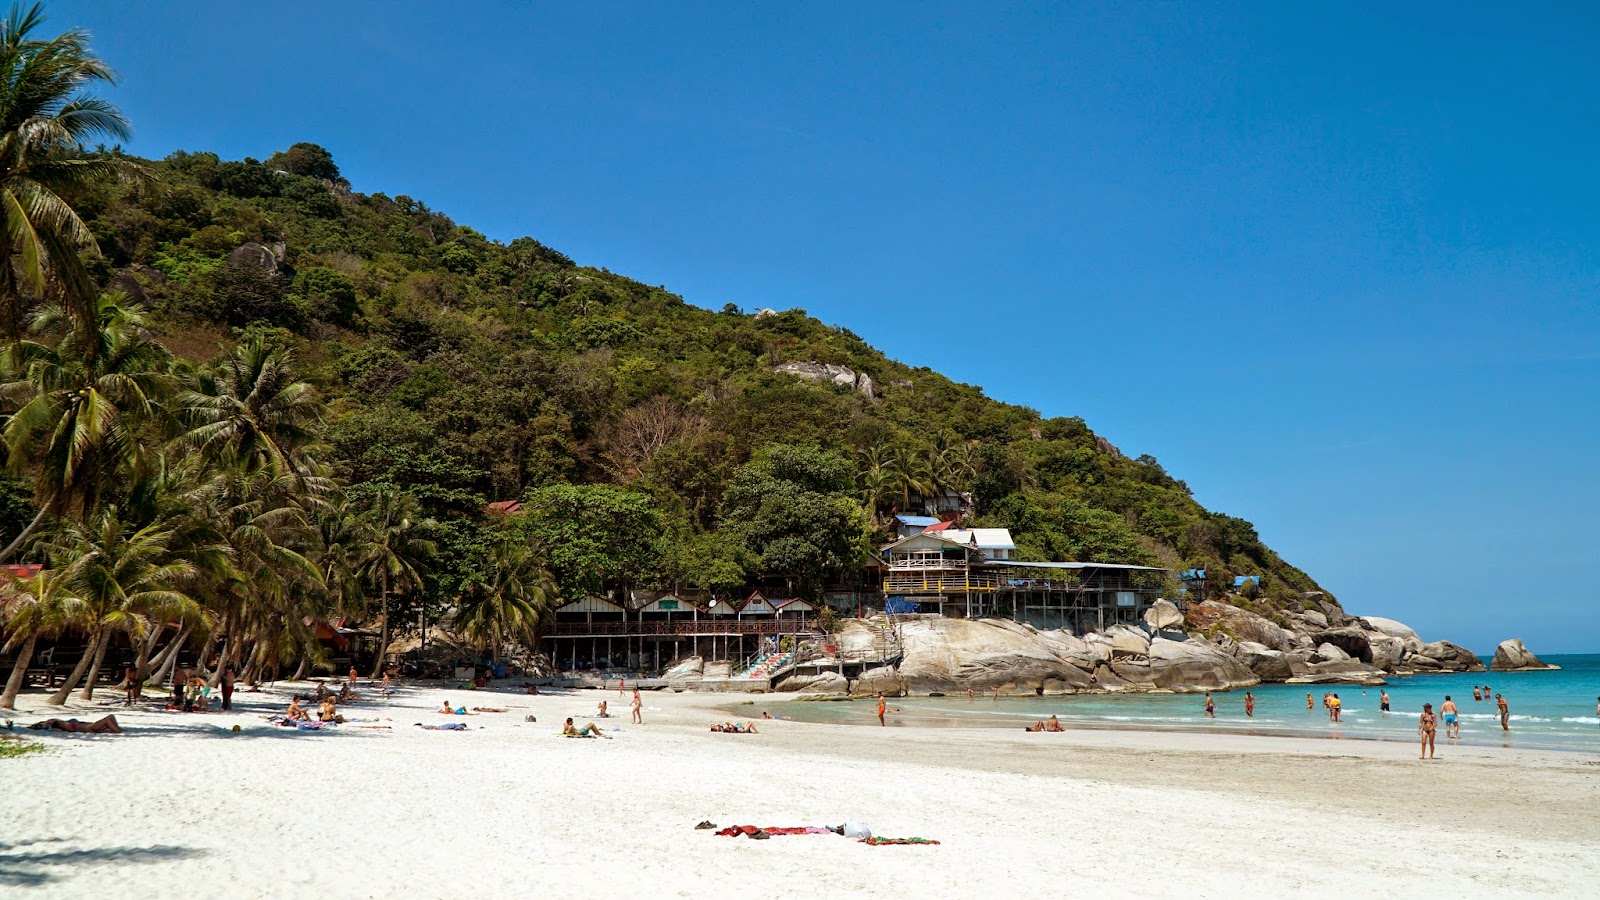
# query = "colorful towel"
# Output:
<box><xmin>859</xmin><ymin>837</ymin><xmax>940</xmax><ymax>846</ymax></box>
<box><xmin>714</xmin><ymin>826</ymin><xmax>831</xmax><ymax>837</ymax></box>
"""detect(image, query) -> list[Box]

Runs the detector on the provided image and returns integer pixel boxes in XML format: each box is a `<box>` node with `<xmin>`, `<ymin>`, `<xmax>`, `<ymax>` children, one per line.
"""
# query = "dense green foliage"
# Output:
<box><xmin>41</xmin><ymin>142</ymin><xmax>1327</xmax><ymax>611</ymax></box>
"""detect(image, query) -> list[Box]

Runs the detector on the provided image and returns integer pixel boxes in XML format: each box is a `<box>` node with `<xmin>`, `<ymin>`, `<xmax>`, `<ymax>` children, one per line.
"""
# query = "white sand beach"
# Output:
<box><xmin>5</xmin><ymin>681</ymin><xmax>1599</xmax><ymax>898</ymax></box>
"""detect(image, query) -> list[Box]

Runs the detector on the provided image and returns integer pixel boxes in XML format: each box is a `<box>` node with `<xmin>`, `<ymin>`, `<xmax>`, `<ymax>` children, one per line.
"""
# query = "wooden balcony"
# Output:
<box><xmin>882</xmin><ymin>570</ymin><xmax>1002</xmax><ymax>594</ymax></box>
<box><xmin>545</xmin><ymin>619</ymin><xmax>819</xmax><ymax>638</ymax></box>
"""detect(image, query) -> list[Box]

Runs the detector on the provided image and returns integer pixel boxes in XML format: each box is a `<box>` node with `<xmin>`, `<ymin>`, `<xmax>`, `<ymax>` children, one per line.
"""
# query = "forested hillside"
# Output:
<box><xmin>39</xmin><ymin>143</ymin><xmax>1326</xmax><ymax>615</ymax></box>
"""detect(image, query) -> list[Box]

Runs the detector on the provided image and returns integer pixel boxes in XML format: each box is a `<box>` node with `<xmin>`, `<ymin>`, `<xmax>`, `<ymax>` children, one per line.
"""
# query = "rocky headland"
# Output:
<box><xmin>775</xmin><ymin>598</ymin><xmax>1532</xmax><ymax>697</ymax></box>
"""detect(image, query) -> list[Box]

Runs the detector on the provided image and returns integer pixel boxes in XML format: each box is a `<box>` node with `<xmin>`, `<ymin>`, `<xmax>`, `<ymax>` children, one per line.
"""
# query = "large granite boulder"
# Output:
<box><xmin>1192</xmin><ymin>600</ymin><xmax>1299</xmax><ymax>651</ymax></box>
<box><xmin>1316</xmin><ymin>642</ymin><xmax>1350</xmax><ymax>662</ymax></box>
<box><xmin>1366</xmin><ymin>634</ymin><xmax>1406</xmax><ymax>672</ymax></box>
<box><xmin>773</xmin><ymin>361</ymin><xmax>876</xmax><ymax>398</ymax></box>
<box><xmin>851</xmin><ymin>666</ymin><xmax>908</xmax><ymax>697</ymax></box>
<box><xmin>226</xmin><ymin>241</ymin><xmax>290</xmax><ymax>273</ymax></box>
<box><xmin>894</xmin><ymin>618</ymin><xmax>1092</xmax><ymax>693</ymax></box>
<box><xmin>1359</xmin><ymin>616</ymin><xmax>1422</xmax><ymax>645</ymax></box>
<box><xmin>1144</xmin><ymin>598</ymin><xmax>1184</xmax><ymax>632</ymax></box>
<box><xmin>781</xmin><ymin>671</ymin><xmax>848</xmax><ymax>694</ymax></box>
<box><xmin>1490</xmin><ymin>638</ymin><xmax>1558</xmax><ymax>672</ymax></box>
<box><xmin>1237</xmin><ymin>644</ymin><xmax>1296</xmax><ymax>681</ymax></box>
<box><xmin>1408</xmin><ymin>641</ymin><xmax>1485</xmax><ymax>673</ymax></box>
<box><xmin>1145</xmin><ymin>635</ymin><xmax>1258</xmax><ymax>691</ymax></box>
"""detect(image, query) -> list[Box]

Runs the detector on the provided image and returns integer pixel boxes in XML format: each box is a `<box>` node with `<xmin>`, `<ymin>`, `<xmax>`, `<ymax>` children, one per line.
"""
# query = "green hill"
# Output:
<box><xmin>64</xmin><ymin>143</ymin><xmax>1328</xmax><ymax>611</ymax></box>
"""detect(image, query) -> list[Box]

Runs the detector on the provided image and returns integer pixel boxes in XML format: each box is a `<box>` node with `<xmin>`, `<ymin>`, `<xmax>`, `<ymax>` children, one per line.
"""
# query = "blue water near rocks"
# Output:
<box><xmin>771</xmin><ymin>654</ymin><xmax>1600</xmax><ymax>753</ymax></box>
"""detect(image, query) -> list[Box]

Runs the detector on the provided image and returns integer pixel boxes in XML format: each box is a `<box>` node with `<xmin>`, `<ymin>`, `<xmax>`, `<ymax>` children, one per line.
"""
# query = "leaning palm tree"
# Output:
<box><xmin>452</xmin><ymin>538</ymin><xmax>556</xmax><ymax>658</ymax></box>
<box><xmin>177</xmin><ymin>338</ymin><xmax>327</xmax><ymax>479</ymax></box>
<box><xmin>354</xmin><ymin>487</ymin><xmax>436</xmax><ymax>677</ymax></box>
<box><xmin>0</xmin><ymin>567</ymin><xmax>67</xmax><ymax>708</ymax></box>
<box><xmin>43</xmin><ymin>505</ymin><xmax>196</xmax><ymax>704</ymax></box>
<box><xmin>0</xmin><ymin>293</ymin><xmax>173</xmax><ymax>561</ymax></box>
<box><xmin>0</xmin><ymin>2</ymin><xmax>141</xmax><ymax>339</ymax></box>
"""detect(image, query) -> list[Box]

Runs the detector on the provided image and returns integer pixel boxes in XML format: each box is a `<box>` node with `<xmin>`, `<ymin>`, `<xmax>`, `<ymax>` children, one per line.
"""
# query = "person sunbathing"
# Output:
<box><xmin>471</xmin><ymin>706</ymin><xmax>508</xmax><ymax>713</ymax></box>
<box><xmin>562</xmin><ymin>717</ymin><xmax>604</xmax><ymax>738</ymax></box>
<box><xmin>712</xmin><ymin>721</ymin><xmax>759</xmax><ymax>733</ymax></box>
<box><xmin>318</xmin><ymin>698</ymin><xmax>345</xmax><ymax>724</ymax></box>
<box><xmin>1024</xmin><ymin>721</ymin><xmax>1047</xmax><ymax>732</ymax></box>
<box><xmin>596</xmin><ymin>701</ymin><xmax>609</xmax><ymax>718</ymax></box>
<box><xmin>29</xmin><ymin>715</ymin><xmax>123</xmax><ymax>734</ymax></box>
<box><xmin>520</xmin><ymin>683</ymin><xmax>541</xmax><ymax>695</ymax></box>
<box><xmin>439</xmin><ymin>701</ymin><xmax>471</xmax><ymax>715</ymax></box>
<box><xmin>1045</xmin><ymin>715</ymin><xmax>1064</xmax><ymax>732</ymax></box>
<box><xmin>286</xmin><ymin>699</ymin><xmax>309</xmax><ymax>721</ymax></box>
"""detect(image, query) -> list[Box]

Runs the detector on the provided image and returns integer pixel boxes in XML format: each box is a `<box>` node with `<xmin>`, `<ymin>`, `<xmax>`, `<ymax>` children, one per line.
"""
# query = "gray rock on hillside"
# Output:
<box><xmin>1490</xmin><ymin>638</ymin><xmax>1559</xmax><ymax>672</ymax></box>
<box><xmin>773</xmin><ymin>361</ymin><xmax>877</xmax><ymax>399</ymax></box>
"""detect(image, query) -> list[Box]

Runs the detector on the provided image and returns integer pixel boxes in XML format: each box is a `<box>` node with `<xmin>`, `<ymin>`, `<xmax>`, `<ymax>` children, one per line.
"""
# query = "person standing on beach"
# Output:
<box><xmin>1440</xmin><ymin>696</ymin><xmax>1459</xmax><ymax>738</ymax></box>
<box><xmin>1380</xmin><ymin>690</ymin><xmax>1390</xmax><ymax>713</ymax></box>
<box><xmin>348</xmin><ymin>665</ymin><xmax>357</xmax><ymax>687</ymax></box>
<box><xmin>1204</xmin><ymin>693</ymin><xmax>1215</xmax><ymax>718</ymax></box>
<box><xmin>631</xmin><ymin>689</ymin><xmax>642</xmax><ymax>725</ymax></box>
<box><xmin>876</xmin><ymin>692</ymin><xmax>887</xmax><ymax>726</ymax></box>
<box><xmin>221</xmin><ymin>667</ymin><xmax>236</xmax><ymax>711</ymax></box>
<box><xmin>1244</xmin><ymin>692</ymin><xmax>1255</xmax><ymax>717</ymax></box>
<box><xmin>1419</xmin><ymin>703</ymin><xmax>1437</xmax><ymax>759</ymax></box>
<box><xmin>172</xmin><ymin>666</ymin><xmax>188</xmax><ymax>711</ymax></box>
<box><xmin>1496</xmin><ymin>694</ymin><xmax>1509</xmax><ymax>732</ymax></box>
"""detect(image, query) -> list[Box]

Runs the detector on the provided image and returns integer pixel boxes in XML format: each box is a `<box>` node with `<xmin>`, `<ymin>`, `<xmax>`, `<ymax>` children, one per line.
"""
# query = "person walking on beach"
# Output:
<box><xmin>221</xmin><ymin>667</ymin><xmax>236</xmax><ymax>711</ymax></box>
<box><xmin>1419</xmin><ymin>703</ymin><xmax>1437</xmax><ymax>759</ymax></box>
<box><xmin>1440</xmin><ymin>695</ymin><xmax>1459</xmax><ymax>739</ymax></box>
<box><xmin>631</xmin><ymin>689</ymin><xmax>642</xmax><ymax>725</ymax></box>
<box><xmin>1380</xmin><ymin>690</ymin><xmax>1390</xmax><ymax>713</ymax></box>
<box><xmin>1204</xmin><ymin>693</ymin><xmax>1215</xmax><ymax>718</ymax></box>
<box><xmin>1244</xmin><ymin>692</ymin><xmax>1255</xmax><ymax>718</ymax></box>
<box><xmin>1496</xmin><ymin>694</ymin><xmax>1509</xmax><ymax>732</ymax></box>
<box><xmin>877</xmin><ymin>692</ymin><xmax>887</xmax><ymax>726</ymax></box>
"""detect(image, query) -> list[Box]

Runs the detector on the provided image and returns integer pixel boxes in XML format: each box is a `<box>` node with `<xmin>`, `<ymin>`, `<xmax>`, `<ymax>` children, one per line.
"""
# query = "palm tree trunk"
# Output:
<box><xmin>79</xmin><ymin>625</ymin><xmax>115</xmax><ymax>701</ymax></box>
<box><xmin>48</xmin><ymin>627</ymin><xmax>104</xmax><ymax>705</ymax></box>
<box><xmin>132</xmin><ymin>627</ymin><xmax>159</xmax><ymax>682</ymax></box>
<box><xmin>369</xmin><ymin>573</ymin><xmax>390</xmax><ymax>679</ymax></box>
<box><xmin>0</xmin><ymin>506</ymin><xmax>49</xmax><ymax>564</ymax></box>
<box><xmin>291</xmin><ymin>653</ymin><xmax>310</xmax><ymax>681</ymax></box>
<box><xmin>0</xmin><ymin>631</ymin><xmax>38</xmax><ymax>709</ymax></box>
<box><xmin>149</xmin><ymin>627</ymin><xmax>188</xmax><ymax>687</ymax></box>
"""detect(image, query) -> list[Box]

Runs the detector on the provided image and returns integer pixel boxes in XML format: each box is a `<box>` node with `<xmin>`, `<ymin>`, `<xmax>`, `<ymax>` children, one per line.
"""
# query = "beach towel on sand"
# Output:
<box><xmin>715</xmin><ymin>826</ymin><xmax>830</xmax><ymax>838</ymax></box>
<box><xmin>416</xmin><ymin>722</ymin><xmax>467</xmax><ymax>731</ymax></box>
<box><xmin>859</xmin><ymin>837</ymin><xmax>940</xmax><ymax>846</ymax></box>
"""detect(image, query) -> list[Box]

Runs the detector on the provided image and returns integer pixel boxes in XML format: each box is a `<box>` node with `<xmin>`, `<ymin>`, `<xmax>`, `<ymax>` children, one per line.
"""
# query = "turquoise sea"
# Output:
<box><xmin>769</xmin><ymin>654</ymin><xmax>1600</xmax><ymax>753</ymax></box>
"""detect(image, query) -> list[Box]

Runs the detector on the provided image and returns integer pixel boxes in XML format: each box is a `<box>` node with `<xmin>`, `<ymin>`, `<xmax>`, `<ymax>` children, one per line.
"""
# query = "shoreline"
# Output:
<box><xmin>7</xmin><ymin>680</ymin><xmax>1600</xmax><ymax>897</ymax></box>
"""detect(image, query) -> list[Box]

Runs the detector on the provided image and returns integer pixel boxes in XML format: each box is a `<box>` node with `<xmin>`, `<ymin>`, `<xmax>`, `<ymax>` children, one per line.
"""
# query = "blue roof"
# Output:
<box><xmin>895</xmin><ymin>515</ymin><xmax>941</xmax><ymax>527</ymax></box>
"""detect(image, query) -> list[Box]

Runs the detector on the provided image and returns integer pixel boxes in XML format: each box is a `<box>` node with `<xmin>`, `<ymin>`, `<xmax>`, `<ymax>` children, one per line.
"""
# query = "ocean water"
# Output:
<box><xmin>766</xmin><ymin>654</ymin><xmax>1600</xmax><ymax>753</ymax></box>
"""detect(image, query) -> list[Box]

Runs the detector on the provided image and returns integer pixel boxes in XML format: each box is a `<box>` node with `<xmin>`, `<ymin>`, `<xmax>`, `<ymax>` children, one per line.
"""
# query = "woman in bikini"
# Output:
<box><xmin>1418</xmin><ymin>702</ymin><xmax>1437</xmax><ymax>759</ymax></box>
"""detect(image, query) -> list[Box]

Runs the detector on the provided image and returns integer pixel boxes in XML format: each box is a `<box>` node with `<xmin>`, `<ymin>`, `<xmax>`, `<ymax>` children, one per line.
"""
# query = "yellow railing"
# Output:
<box><xmin>882</xmin><ymin>572</ymin><xmax>1001</xmax><ymax>594</ymax></box>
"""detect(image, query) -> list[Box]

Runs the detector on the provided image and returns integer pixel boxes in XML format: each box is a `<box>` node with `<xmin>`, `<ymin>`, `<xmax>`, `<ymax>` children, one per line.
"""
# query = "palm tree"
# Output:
<box><xmin>856</xmin><ymin>446</ymin><xmax>894</xmax><ymax>517</ymax></box>
<box><xmin>354</xmin><ymin>487</ymin><xmax>436</xmax><ymax>677</ymax></box>
<box><xmin>0</xmin><ymin>2</ymin><xmax>141</xmax><ymax>338</ymax></box>
<box><xmin>43</xmin><ymin>505</ymin><xmax>196</xmax><ymax>704</ymax></box>
<box><xmin>0</xmin><ymin>293</ymin><xmax>173</xmax><ymax>561</ymax></box>
<box><xmin>0</xmin><ymin>567</ymin><xmax>65</xmax><ymax>708</ymax></box>
<box><xmin>177</xmin><ymin>338</ymin><xmax>327</xmax><ymax>479</ymax></box>
<box><xmin>452</xmin><ymin>538</ymin><xmax>556</xmax><ymax>658</ymax></box>
<box><xmin>891</xmin><ymin>446</ymin><xmax>932</xmax><ymax>513</ymax></box>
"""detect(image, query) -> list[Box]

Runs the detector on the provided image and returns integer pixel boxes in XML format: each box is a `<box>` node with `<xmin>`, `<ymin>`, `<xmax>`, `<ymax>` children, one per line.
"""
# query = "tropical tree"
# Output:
<box><xmin>0</xmin><ymin>2</ymin><xmax>140</xmax><ymax>338</ymax></box>
<box><xmin>0</xmin><ymin>293</ymin><xmax>172</xmax><ymax>560</ymax></box>
<box><xmin>177</xmin><ymin>337</ymin><xmax>327</xmax><ymax>479</ymax></box>
<box><xmin>43</xmin><ymin>505</ymin><xmax>196</xmax><ymax>703</ymax></box>
<box><xmin>354</xmin><ymin>486</ymin><xmax>435</xmax><ymax>677</ymax></box>
<box><xmin>0</xmin><ymin>567</ymin><xmax>65</xmax><ymax>708</ymax></box>
<box><xmin>452</xmin><ymin>537</ymin><xmax>556</xmax><ymax>657</ymax></box>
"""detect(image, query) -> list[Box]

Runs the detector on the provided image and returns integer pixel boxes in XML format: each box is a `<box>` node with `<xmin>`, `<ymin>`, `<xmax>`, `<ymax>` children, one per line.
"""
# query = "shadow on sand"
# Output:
<box><xmin>0</xmin><ymin>839</ymin><xmax>207</xmax><ymax>887</ymax></box>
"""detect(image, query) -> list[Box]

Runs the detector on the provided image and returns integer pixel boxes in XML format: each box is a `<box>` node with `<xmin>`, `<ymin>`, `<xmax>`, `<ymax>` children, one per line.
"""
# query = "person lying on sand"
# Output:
<box><xmin>29</xmin><ymin>715</ymin><xmax>123</xmax><ymax>734</ymax></box>
<box><xmin>471</xmin><ymin>707</ymin><xmax>508</xmax><ymax>713</ymax></box>
<box><xmin>286</xmin><ymin>699</ymin><xmax>309</xmax><ymax>721</ymax></box>
<box><xmin>519</xmin><ymin>683</ymin><xmax>541</xmax><ymax>694</ymax></box>
<box><xmin>440</xmin><ymin>701</ymin><xmax>470</xmax><ymax>715</ymax></box>
<box><xmin>711</xmin><ymin>721</ymin><xmax>759</xmax><ymax>734</ymax></box>
<box><xmin>563</xmin><ymin>717</ymin><xmax>606</xmax><ymax>738</ymax></box>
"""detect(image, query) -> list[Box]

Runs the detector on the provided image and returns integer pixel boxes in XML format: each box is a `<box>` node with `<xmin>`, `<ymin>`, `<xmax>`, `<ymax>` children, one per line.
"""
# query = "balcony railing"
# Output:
<box><xmin>882</xmin><ymin>571</ymin><xmax>1003</xmax><ymax>594</ymax></box>
<box><xmin>546</xmin><ymin>620</ymin><xmax>820</xmax><ymax>638</ymax></box>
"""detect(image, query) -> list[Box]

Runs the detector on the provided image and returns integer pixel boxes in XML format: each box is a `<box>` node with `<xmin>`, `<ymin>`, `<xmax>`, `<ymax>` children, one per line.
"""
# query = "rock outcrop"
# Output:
<box><xmin>226</xmin><ymin>241</ymin><xmax>291</xmax><ymax>274</ymax></box>
<box><xmin>1144</xmin><ymin>598</ymin><xmax>1184</xmax><ymax>632</ymax></box>
<box><xmin>779</xmin><ymin>671</ymin><xmax>848</xmax><ymax>694</ymax></box>
<box><xmin>1490</xmin><ymin>638</ymin><xmax>1558</xmax><ymax>672</ymax></box>
<box><xmin>773</xmin><ymin>361</ymin><xmax>877</xmax><ymax>399</ymax></box>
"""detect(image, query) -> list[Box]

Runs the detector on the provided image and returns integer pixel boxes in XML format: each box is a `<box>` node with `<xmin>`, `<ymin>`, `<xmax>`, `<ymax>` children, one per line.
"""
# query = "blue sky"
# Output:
<box><xmin>54</xmin><ymin>1</ymin><xmax>1600</xmax><ymax>652</ymax></box>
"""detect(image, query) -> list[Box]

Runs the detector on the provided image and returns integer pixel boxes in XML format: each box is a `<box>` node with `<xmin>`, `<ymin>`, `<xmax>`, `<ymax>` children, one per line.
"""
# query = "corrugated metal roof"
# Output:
<box><xmin>553</xmin><ymin>595</ymin><xmax>627</xmax><ymax>614</ymax></box>
<box><xmin>941</xmin><ymin>528</ymin><xmax>1015</xmax><ymax>550</ymax></box>
<box><xmin>981</xmin><ymin>560</ymin><xmax>1169</xmax><ymax>572</ymax></box>
<box><xmin>894</xmin><ymin>515</ymin><xmax>941</xmax><ymax>527</ymax></box>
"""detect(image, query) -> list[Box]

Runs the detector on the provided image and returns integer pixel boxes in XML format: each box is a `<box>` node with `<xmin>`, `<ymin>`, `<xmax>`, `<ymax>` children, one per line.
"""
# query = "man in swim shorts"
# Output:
<box><xmin>1440</xmin><ymin>696</ymin><xmax>1459</xmax><ymax>738</ymax></box>
<box><xmin>1380</xmin><ymin>690</ymin><xmax>1390</xmax><ymax>712</ymax></box>
<box><xmin>1496</xmin><ymin>694</ymin><xmax>1509</xmax><ymax>732</ymax></box>
<box><xmin>1204</xmin><ymin>693</ymin><xmax>1215</xmax><ymax>718</ymax></box>
<box><xmin>1418</xmin><ymin>703</ymin><xmax>1436</xmax><ymax>759</ymax></box>
<box><xmin>1244</xmin><ymin>692</ymin><xmax>1254</xmax><ymax>718</ymax></box>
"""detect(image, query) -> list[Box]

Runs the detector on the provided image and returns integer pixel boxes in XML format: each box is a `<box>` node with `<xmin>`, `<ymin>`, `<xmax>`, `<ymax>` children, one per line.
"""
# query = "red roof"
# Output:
<box><xmin>922</xmin><ymin>521</ymin><xmax>954</xmax><ymax>533</ymax></box>
<box><xmin>485</xmin><ymin>500</ymin><xmax>523</xmax><ymax>515</ymax></box>
<box><xmin>0</xmin><ymin>564</ymin><xmax>42</xmax><ymax>580</ymax></box>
